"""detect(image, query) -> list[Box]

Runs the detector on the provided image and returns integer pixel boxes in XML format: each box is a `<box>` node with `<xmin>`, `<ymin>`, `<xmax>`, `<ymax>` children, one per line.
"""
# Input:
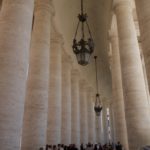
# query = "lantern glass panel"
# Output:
<box><xmin>76</xmin><ymin>51</ymin><xmax>91</xmax><ymax>65</ymax></box>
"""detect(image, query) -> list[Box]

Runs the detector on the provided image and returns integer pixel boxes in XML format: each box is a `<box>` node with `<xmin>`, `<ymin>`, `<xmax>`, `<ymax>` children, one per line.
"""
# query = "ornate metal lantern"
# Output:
<box><xmin>72</xmin><ymin>0</ymin><xmax>94</xmax><ymax>66</ymax></box>
<box><xmin>94</xmin><ymin>56</ymin><xmax>102</xmax><ymax>116</ymax></box>
<box><xmin>94</xmin><ymin>93</ymin><xmax>102</xmax><ymax>116</ymax></box>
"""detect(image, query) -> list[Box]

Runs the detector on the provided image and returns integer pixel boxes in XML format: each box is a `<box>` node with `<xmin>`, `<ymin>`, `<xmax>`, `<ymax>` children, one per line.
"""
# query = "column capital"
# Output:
<box><xmin>71</xmin><ymin>68</ymin><xmax>80</xmax><ymax>77</ymax></box>
<box><xmin>50</xmin><ymin>32</ymin><xmax>64</xmax><ymax>45</ymax></box>
<box><xmin>51</xmin><ymin>18</ymin><xmax>64</xmax><ymax>45</ymax></box>
<box><xmin>86</xmin><ymin>87</ymin><xmax>95</xmax><ymax>101</ymax></box>
<box><xmin>62</xmin><ymin>50</ymin><xmax>73</xmax><ymax>66</ymax></box>
<box><xmin>108</xmin><ymin>30</ymin><xmax>118</xmax><ymax>41</ymax></box>
<box><xmin>101</xmin><ymin>97</ymin><xmax>110</xmax><ymax>107</ymax></box>
<box><xmin>79</xmin><ymin>79</ymin><xmax>88</xmax><ymax>89</ymax></box>
<box><xmin>34</xmin><ymin>0</ymin><xmax>55</xmax><ymax>16</ymax></box>
<box><xmin>114</xmin><ymin>0</ymin><xmax>132</xmax><ymax>14</ymax></box>
<box><xmin>86</xmin><ymin>86</ymin><xmax>94</xmax><ymax>93</ymax></box>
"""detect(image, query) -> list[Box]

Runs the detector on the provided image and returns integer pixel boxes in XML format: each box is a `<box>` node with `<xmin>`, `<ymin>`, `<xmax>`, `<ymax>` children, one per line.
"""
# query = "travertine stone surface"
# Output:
<box><xmin>92</xmin><ymin>106</ymin><xmax>96</xmax><ymax>143</ymax></box>
<box><xmin>99</xmin><ymin>110</ymin><xmax>104</xmax><ymax>145</ymax></box>
<box><xmin>61</xmin><ymin>51</ymin><xmax>72</xmax><ymax>145</ymax></box>
<box><xmin>95</xmin><ymin>114</ymin><xmax>102</xmax><ymax>143</ymax></box>
<box><xmin>101</xmin><ymin>102</ymin><xmax>108</xmax><ymax>144</ymax></box>
<box><xmin>71</xmin><ymin>69</ymin><xmax>80</xmax><ymax>146</ymax></box>
<box><xmin>21</xmin><ymin>0</ymin><xmax>51</xmax><ymax>149</ymax></box>
<box><xmin>0</xmin><ymin>0</ymin><xmax>34</xmax><ymax>149</ymax></box>
<box><xmin>135</xmin><ymin>0</ymin><xmax>150</xmax><ymax>92</ymax></box>
<box><xmin>93</xmin><ymin>108</ymin><xmax>96</xmax><ymax>143</ymax></box>
<box><xmin>109</xmin><ymin>31</ymin><xmax>129</xmax><ymax>150</ymax></box>
<box><xmin>79</xmin><ymin>80</ymin><xmax>88</xmax><ymax>144</ymax></box>
<box><xmin>87</xmin><ymin>87</ymin><xmax>96</xmax><ymax>143</ymax></box>
<box><xmin>115</xmin><ymin>1</ymin><xmax>150</xmax><ymax>149</ymax></box>
<box><xmin>108</xmin><ymin>103</ymin><xmax>115</xmax><ymax>143</ymax></box>
<box><xmin>47</xmin><ymin>26</ymin><xmax>63</xmax><ymax>144</ymax></box>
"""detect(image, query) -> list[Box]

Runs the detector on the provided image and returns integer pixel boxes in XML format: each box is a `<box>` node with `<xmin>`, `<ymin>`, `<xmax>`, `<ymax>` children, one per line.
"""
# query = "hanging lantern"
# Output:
<box><xmin>94</xmin><ymin>56</ymin><xmax>102</xmax><ymax>116</ymax></box>
<box><xmin>72</xmin><ymin>0</ymin><xmax>94</xmax><ymax>66</ymax></box>
<box><xmin>94</xmin><ymin>94</ymin><xmax>102</xmax><ymax>116</ymax></box>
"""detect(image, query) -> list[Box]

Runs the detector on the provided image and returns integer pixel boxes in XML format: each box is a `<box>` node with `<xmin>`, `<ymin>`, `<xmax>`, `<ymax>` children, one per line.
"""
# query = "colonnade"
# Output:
<box><xmin>109</xmin><ymin>0</ymin><xmax>150</xmax><ymax>150</ymax></box>
<box><xmin>135</xmin><ymin>0</ymin><xmax>150</xmax><ymax>92</ymax></box>
<box><xmin>0</xmin><ymin>0</ymin><xmax>98</xmax><ymax>150</ymax></box>
<box><xmin>1</xmin><ymin>0</ymin><xmax>150</xmax><ymax>150</ymax></box>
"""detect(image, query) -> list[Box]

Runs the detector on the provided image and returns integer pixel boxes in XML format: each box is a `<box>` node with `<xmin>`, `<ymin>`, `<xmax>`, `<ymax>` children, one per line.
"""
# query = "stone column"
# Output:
<box><xmin>135</xmin><ymin>0</ymin><xmax>150</xmax><ymax>91</ymax></box>
<box><xmin>99</xmin><ymin>109</ymin><xmax>104</xmax><ymax>145</ymax></box>
<box><xmin>61</xmin><ymin>51</ymin><xmax>72</xmax><ymax>145</ymax></box>
<box><xmin>79</xmin><ymin>80</ymin><xmax>88</xmax><ymax>144</ymax></box>
<box><xmin>0</xmin><ymin>0</ymin><xmax>34</xmax><ymax>149</ymax></box>
<box><xmin>101</xmin><ymin>100</ymin><xmax>109</xmax><ymax>144</ymax></box>
<box><xmin>21</xmin><ymin>1</ymin><xmax>52</xmax><ymax>149</ymax></box>
<box><xmin>87</xmin><ymin>87</ymin><xmax>95</xmax><ymax>143</ymax></box>
<box><xmin>115</xmin><ymin>1</ymin><xmax>150</xmax><ymax>149</ymax></box>
<box><xmin>95</xmin><ymin>115</ymin><xmax>102</xmax><ymax>143</ymax></box>
<box><xmin>71</xmin><ymin>69</ymin><xmax>80</xmax><ymax>146</ymax></box>
<box><xmin>92</xmin><ymin>96</ymin><xmax>96</xmax><ymax>144</ymax></box>
<box><xmin>109</xmin><ymin>31</ymin><xmax>129</xmax><ymax>149</ymax></box>
<box><xmin>93</xmin><ymin>104</ymin><xmax>96</xmax><ymax>143</ymax></box>
<box><xmin>47</xmin><ymin>23</ymin><xmax>63</xmax><ymax>145</ymax></box>
<box><xmin>109</xmin><ymin>103</ymin><xmax>115</xmax><ymax>143</ymax></box>
<box><xmin>140</xmin><ymin>49</ymin><xmax>150</xmax><ymax>106</ymax></box>
<box><xmin>112</xmin><ymin>105</ymin><xmax>117</xmax><ymax>144</ymax></box>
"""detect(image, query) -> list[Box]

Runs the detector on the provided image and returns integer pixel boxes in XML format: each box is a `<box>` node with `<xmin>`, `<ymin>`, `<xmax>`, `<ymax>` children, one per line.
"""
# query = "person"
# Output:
<box><xmin>103</xmin><ymin>144</ymin><xmax>108</xmax><ymax>150</ymax></box>
<box><xmin>86</xmin><ymin>143</ymin><xmax>93</xmax><ymax>150</ymax></box>
<box><xmin>46</xmin><ymin>145</ymin><xmax>52</xmax><ymax>150</ymax></box>
<box><xmin>60</xmin><ymin>144</ymin><xmax>64</xmax><ymax>150</ymax></box>
<box><xmin>46</xmin><ymin>145</ymin><xmax>50</xmax><ymax>150</ymax></box>
<box><xmin>94</xmin><ymin>144</ymin><xmax>97</xmax><ymax>150</ymax></box>
<box><xmin>98</xmin><ymin>143</ymin><xmax>103</xmax><ymax>150</ymax></box>
<box><xmin>108</xmin><ymin>143</ymin><xmax>113</xmax><ymax>150</ymax></box>
<box><xmin>58</xmin><ymin>144</ymin><xmax>61</xmax><ymax>150</ymax></box>
<box><xmin>116</xmin><ymin>141</ymin><xmax>122</xmax><ymax>150</ymax></box>
<box><xmin>53</xmin><ymin>145</ymin><xmax>58</xmax><ymax>150</ymax></box>
<box><xmin>80</xmin><ymin>143</ymin><xmax>84</xmax><ymax>150</ymax></box>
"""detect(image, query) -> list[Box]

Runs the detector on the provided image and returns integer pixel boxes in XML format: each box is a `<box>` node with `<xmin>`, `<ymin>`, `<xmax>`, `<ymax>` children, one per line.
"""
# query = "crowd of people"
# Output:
<box><xmin>39</xmin><ymin>142</ymin><xmax>123</xmax><ymax>150</ymax></box>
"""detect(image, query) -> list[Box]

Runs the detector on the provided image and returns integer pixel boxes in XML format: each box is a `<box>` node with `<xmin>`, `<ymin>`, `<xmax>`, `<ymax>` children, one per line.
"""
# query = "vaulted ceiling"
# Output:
<box><xmin>52</xmin><ymin>0</ymin><xmax>139</xmax><ymax>101</ymax></box>
<box><xmin>53</xmin><ymin>0</ymin><xmax>113</xmax><ymax>100</ymax></box>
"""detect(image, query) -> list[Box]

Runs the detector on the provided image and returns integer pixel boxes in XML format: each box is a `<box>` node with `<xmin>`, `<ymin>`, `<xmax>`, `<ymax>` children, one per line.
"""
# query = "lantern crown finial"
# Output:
<box><xmin>72</xmin><ymin>0</ymin><xmax>94</xmax><ymax>66</ymax></box>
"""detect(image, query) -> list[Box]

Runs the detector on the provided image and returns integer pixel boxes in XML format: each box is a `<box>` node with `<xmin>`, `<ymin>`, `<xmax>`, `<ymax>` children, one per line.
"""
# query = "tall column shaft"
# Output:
<box><xmin>110</xmin><ymin>32</ymin><xmax>129</xmax><ymax>149</ymax></box>
<box><xmin>108</xmin><ymin>103</ymin><xmax>115</xmax><ymax>143</ymax></box>
<box><xmin>99</xmin><ymin>110</ymin><xmax>104</xmax><ymax>145</ymax></box>
<box><xmin>79</xmin><ymin>80</ymin><xmax>88</xmax><ymax>144</ymax></box>
<box><xmin>101</xmin><ymin>103</ymin><xmax>108</xmax><ymax>144</ymax></box>
<box><xmin>0</xmin><ymin>0</ymin><xmax>34</xmax><ymax>149</ymax></box>
<box><xmin>135</xmin><ymin>0</ymin><xmax>150</xmax><ymax>91</ymax></box>
<box><xmin>21</xmin><ymin>0</ymin><xmax>51</xmax><ymax>149</ymax></box>
<box><xmin>71</xmin><ymin>69</ymin><xmax>80</xmax><ymax>146</ymax></box>
<box><xmin>93</xmin><ymin>105</ymin><xmax>96</xmax><ymax>143</ymax></box>
<box><xmin>87</xmin><ymin>87</ymin><xmax>96</xmax><ymax>143</ymax></box>
<box><xmin>115</xmin><ymin>1</ymin><xmax>150</xmax><ymax>149</ymax></box>
<box><xmin>92</xmin><ymin>100</ymin><xmax>96</xmax><ymax>143</ymax></box>
<box><xmin>110</xmin><ymin>103</ymin><xmax>117</xmax><ymax>143</ymax></box>
<box><xmin>61</xmin><ymin>52</ymin><xmax>72</xmax><ymax>145</ymax></box>
<box><xmin>96</xmin><ymin>116</ymin><xmax>102</xmax><ymax>143</ymax></box>
<box><xmin>47</xmin><ymin>29</ymin><xmax>62</xmax><ymax>144</ymax></box>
